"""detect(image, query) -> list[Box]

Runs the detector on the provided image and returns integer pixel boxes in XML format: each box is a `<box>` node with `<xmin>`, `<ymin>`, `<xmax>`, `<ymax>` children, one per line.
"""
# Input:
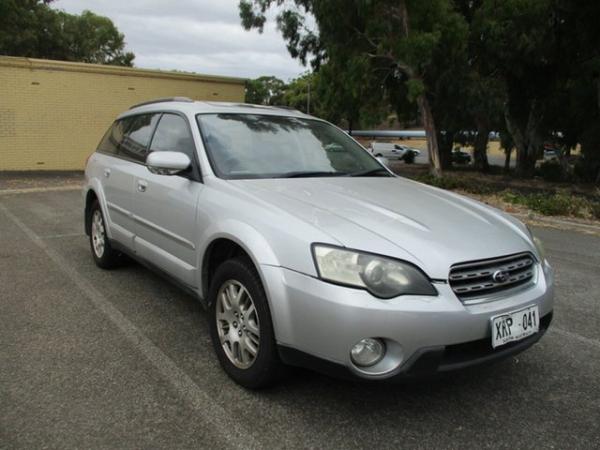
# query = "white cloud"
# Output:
<box><xmin>52</xmin><ymin>0</ymin><xmax>307</xmax><ymax>81</ymax></box>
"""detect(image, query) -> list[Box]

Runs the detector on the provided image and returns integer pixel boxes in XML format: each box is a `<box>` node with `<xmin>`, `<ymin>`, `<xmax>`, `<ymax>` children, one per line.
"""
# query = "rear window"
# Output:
<box><xmin>96</xmin><ymin>114</ymin><xmax>160</xmax><ymax>162</ymax></box>
<box><xmin>120</xmin><ymin>114</ymin><xmax>160</xmax><ymax>162</ymax></box>
<box><xmin>97</xmin><ymin>120</ymin><xmax>128</xmax><ymax>155</ymax></box>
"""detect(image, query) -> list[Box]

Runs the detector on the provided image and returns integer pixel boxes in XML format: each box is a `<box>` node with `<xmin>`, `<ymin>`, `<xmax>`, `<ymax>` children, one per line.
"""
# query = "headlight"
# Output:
<box><xmin>312</xmin><ymin>244</ymin><xmax>437</xmax><ymax>298</ymax></box>
<box><xmin>527</xmin><ymin>226</ymin><xmax>546</xmax><ymax>261</ymax></box>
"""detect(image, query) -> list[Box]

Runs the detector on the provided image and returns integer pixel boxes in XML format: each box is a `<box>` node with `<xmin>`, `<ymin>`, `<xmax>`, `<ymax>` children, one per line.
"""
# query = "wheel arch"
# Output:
<box><xmin>199</xmin><ymin>226</ymin><xmax>280</xmax><ymax>304</ymax></box>
<box><xmin>84</xmin><ymin>188</ymin><xmax>99</xmax><ymax>236</ymax></box>
<box><xmin>83</xmin><ymin>180</ymin><xmax>110</xmax><ymax>239</ymax></box>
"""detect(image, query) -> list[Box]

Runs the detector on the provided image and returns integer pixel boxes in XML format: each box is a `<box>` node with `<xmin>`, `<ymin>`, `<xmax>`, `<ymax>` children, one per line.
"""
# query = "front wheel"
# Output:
<box><xmin>208</xmin><ymin>258</ymin><xmax>284</xmax><ymax>389</ymax></box>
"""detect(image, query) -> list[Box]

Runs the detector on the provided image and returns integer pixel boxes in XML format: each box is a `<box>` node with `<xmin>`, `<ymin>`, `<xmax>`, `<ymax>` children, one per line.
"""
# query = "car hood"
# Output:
<box><xmin>231</xmin><ymin>176</ymin><xmax>535</xmax><ymax>279</ymax></box>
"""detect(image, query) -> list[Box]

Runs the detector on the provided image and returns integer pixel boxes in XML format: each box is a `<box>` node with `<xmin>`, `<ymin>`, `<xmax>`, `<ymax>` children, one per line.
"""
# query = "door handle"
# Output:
<box><xmin>137</xmin><ymin>180</ymin><xmax>148</xmax><ymax>193</ymax></box>
<box><xmin>103</xmin><ymin>168</ymin><xmax>111</xmax><ymax>178</ymax></box>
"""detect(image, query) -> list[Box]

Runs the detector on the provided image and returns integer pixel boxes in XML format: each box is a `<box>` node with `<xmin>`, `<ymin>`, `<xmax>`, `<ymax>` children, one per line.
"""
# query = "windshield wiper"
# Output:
<box><xmin>279</xmin><ymin>171</ymin><xmax>349</xmax><ymax>178</ymax></box>
<box><xmin>350</xmin><ymin>168</ymin><xmax>392</xmax><ymax>177</ymax></box>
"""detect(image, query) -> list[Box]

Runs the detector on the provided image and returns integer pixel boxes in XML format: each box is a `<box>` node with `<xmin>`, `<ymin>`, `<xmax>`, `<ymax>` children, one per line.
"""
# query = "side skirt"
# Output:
<box><xmin>110</xmin><ymin>239</ymin><xmax>207</xmax><ymax>309</ymax></box>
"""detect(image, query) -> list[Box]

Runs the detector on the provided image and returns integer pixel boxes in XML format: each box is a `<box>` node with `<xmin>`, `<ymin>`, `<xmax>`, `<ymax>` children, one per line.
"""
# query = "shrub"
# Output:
<box><xmin>415</xmin><ymin>173</ymin><xmax>494</xmax><ymax>195</ymax></box>
<box><xmin>538</xmin><ymin>160</ymin><xmax>563</xmax><ymax>182</ymax></box>
<box><xmin>589</xmin><ymin>202</ymin><xmax>600</xmax><ymax>219</ymax></box>
<box><xmin>574</xmin><ymin>156</ymin><xmax>600</xmax><ymax>182</ymax></box>
<box><xmin>525</xmin><ymin>193</ymin><xmax>572</xmax><ymax>216</ymax></box>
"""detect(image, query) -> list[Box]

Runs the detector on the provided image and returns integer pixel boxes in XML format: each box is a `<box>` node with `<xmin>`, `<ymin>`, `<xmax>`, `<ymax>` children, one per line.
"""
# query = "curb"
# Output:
<box><xmin>512</xmin><ymin>212</ymin><xmax>600</xmax><ymax>234</ymax></box>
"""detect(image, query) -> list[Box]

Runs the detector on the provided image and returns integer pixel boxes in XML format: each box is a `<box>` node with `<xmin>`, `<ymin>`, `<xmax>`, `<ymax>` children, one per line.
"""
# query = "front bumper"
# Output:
<box><xmin>260</xmin><ymin>261</ymin><xmax>554</xmax><ymax>380</ymax></box>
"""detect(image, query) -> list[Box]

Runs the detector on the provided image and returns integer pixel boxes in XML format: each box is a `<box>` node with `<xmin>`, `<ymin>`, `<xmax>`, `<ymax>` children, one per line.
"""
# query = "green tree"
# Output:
<box><xmin>542</xmin><ymin>1</ymin><xmax>600</xmax><ymax>182</ymax></box>
<box><xmin>239</xmin><ymin>0</ymin><xmax>469</xmax><ymax>177</ymax></box>
<box><xmin>472</xmin><ymin>0</ymin><xmax>565</xmax><ymax>177</ymax></box>
<box><xmin>472</xmin><ymin>0</ymin><xmax>600</xmax><ymax>180</ymax></box>
<box><xmin>281</xmin><ymin>72</ymin><xmax>314</xmax><ymax>113</ymax></box>
<box><xmin>245</xmin><ymin>76</ymin><xmax>286</xmax><ymax>105</ymax></box>
<box><xmin>0</xmin><ymin>1</ymin><xmax>134</xmax><ymax>66</ymax></box>
<box><xmin>316</xmin><ymin>59</ymin><xmax>389</xmax><ymax>132</ymax></box>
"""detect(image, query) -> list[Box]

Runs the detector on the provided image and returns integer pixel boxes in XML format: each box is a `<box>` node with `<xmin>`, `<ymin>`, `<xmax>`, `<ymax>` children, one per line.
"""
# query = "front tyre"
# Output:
<box><xmin>208</xmin><ymin>258</ymin><xmax>283</xmax><ymax>389</ymax></box>
<box><xmin>89</xmin><ymin>200</ymin><xmax>121</xmax><ymax>269</ymax></box>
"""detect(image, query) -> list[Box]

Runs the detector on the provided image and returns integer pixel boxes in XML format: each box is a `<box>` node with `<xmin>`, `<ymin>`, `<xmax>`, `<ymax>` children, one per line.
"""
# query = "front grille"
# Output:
<box><xmin>449</xmin><ymin>252</ymin><xmax>536</xmax><ymax>301</ymax></box>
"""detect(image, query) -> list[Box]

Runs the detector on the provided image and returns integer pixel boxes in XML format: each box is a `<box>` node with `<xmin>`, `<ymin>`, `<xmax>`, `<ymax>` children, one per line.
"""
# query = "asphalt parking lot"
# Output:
<box><xmin>1</xmin><ymin>188</ymin><xmax>599</xmax><ymax>449</ymax></box>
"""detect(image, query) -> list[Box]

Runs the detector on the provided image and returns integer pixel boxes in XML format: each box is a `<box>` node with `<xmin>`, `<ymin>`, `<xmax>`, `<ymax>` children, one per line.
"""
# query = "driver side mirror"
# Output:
<box><xmin>146</xmin><ymin>151</ymin><xmax>191</xmax><ymax>175</ymax></box>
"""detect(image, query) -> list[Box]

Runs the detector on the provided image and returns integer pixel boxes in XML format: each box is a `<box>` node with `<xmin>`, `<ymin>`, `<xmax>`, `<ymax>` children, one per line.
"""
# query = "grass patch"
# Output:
<box><xmin>499</xmin><ymin>191</ymin><xmax>600</xmax><ymax>218</ymax></box>
<box><xmin>413</xmin><ymin>173</ymin><xmax>600</xmax><ymax>219</ymax></box>
<box><xmin>500</xmin><ymin>191</ymin><xmax>600</xmax><ymax>218</ymax></box>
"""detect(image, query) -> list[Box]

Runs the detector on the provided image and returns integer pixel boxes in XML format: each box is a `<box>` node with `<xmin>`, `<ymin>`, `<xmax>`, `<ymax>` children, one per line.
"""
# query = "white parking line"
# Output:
<box><xmin>40</xmin><ymin>232</ymin><xmax>86</xmax><ymax>239</ymax></box>
<box><xmin>0</xmin><ymin>203</ymin><xmax>262</xmax><ymax>450</ymax></box>
<box><xmin>552</xmin><ymin>327</ymin><xmax>600</xmax><ymax>350</ymax></box>
<box><xmin>0</xmin><ymin>185</ymin><xmax>81</xmax><ymax>196</ymax></box>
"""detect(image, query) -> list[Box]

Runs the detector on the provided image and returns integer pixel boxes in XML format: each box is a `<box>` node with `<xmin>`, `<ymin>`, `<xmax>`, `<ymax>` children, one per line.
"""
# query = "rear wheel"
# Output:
<box><xmin>89</xmin><ymin>200</ymin><xmax>121</xmax><ymax>269</ymax></box>
<box><xmin>208</xmin><ymin>258</ymin><xmax>284</xmax><ymax>389</ymax></box>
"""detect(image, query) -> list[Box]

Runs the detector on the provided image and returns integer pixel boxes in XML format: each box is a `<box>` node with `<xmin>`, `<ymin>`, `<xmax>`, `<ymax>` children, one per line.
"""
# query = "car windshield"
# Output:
<box><xmin>196</xmin><ymin>113</ymin><xmax>386</xmax><ymax>179</ymax></box>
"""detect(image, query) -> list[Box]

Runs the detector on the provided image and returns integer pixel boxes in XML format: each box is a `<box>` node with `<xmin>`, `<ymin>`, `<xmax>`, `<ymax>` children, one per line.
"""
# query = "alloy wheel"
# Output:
<box><xmin>215</xmin><ymin>280</ymin><xmax>260</xmax><ymax>369</ymax></box>
<box><xmin>91</xmin><ymin>209</ymin><xmax>106</xmax><ymax>258</ymax></box>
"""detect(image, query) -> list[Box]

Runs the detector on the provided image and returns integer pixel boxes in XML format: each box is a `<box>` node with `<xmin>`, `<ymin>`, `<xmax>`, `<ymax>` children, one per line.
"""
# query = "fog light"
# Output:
<box><xmin>350</xmin><ymin>338</ymin><xmax>385</xmax><ymax>367</ymax></box>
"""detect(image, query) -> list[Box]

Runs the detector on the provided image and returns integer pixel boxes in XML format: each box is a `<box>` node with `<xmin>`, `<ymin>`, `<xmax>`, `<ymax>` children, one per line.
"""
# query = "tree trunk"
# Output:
<box><xmin>473</xmin><ymin>117</ymin><xmax>490</xmax><ymax>172</ymax></box>
<box><xmin>504</xmin><ymin>101</ymin><xmax>542</xmax><ymax>178</ymax></box>
<box><xmin>417</xmin><ymin>95</ymin><xmax>442</xmax><ymax>177</ymax></box>
<box><xmin>503</xmin><ymin>148</ymin><xmax>512</xmax><ymax>173</ymax></box>
<box><xmin>437</xmin><ymin>129</ymin><xmax>454</xmax><ymax>169</ymax></box>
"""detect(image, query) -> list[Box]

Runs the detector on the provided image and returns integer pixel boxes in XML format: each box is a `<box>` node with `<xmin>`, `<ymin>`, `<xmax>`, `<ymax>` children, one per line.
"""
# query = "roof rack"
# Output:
<box><xmin>273</xmin><ymin>105</ymin><xmax>301</xmax><ymax>112</ymax></box>
<box><xmin>129</xmin><ymin>97</ymin><xmax>194</xmax><ymax>109</ymax></box>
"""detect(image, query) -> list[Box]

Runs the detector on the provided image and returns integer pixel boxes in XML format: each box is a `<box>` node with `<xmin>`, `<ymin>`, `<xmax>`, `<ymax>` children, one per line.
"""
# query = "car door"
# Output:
<box><xmin>95</xmin><ymin>116</ymin><xmax>156</xmax><ymax>248</ymax></box>
<box><xmin>129</xmin><ymin>112</ymin><xmax>203</xmax><ymax>287</ymax></box>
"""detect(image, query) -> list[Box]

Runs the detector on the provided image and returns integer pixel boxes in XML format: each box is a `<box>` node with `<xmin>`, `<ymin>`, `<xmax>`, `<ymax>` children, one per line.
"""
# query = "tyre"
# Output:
<box><xmin>89</xmin><ymin>200</ymin><xmax>121</xmax><ymax>269</ymax></box>
<box><xmin>208</xmin><ymin>258</ymin><xmax>284</xmax><ymax>389</ymax></box>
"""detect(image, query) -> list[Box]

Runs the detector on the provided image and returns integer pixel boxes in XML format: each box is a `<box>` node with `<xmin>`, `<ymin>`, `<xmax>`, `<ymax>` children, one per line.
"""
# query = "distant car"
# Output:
<box><xmin>393</xmin><ymin>144</ymin><xmax>421</xmax><ymax>164</ymax></box>
<box><xmin>543</xmin><ymin>149</ymin><xmax>559</xmax><ymax>161</ymax></box>
<box><xmin>396</xmin><ymin>144</ymin><xmax>421</xmax><ymax>156</ymax></box>
<box><xmin>369</xmin><ymin>142</ymin><xmax>419</xmax><ymax>163</ymax></box>
<box><xmin>452</xmin><ymin>149</ymin><xmax>471</xmax><ymax>165</ymax></box>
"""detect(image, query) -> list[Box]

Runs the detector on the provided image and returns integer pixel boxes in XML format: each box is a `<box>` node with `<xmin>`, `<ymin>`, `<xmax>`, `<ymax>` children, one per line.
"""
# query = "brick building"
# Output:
<box><xmin>0</xmin><ymin>56</ymin><xmax>246</xmax><ymax>171</ymax></box>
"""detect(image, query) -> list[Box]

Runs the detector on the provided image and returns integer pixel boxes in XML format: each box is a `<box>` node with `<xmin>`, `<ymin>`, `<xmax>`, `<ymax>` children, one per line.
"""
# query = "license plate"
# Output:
<box><xmin>491</xmin><ymin>305</ymin><xmax>539</xmax><ymax>349</ymax></box>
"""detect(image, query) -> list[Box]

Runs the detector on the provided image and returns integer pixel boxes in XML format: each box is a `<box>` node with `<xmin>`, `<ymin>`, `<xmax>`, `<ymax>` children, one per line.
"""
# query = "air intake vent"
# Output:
<box><xmin>449</xmin><ymin>253</ymin><xmax>536</xmax><ymax>302</ymax></box>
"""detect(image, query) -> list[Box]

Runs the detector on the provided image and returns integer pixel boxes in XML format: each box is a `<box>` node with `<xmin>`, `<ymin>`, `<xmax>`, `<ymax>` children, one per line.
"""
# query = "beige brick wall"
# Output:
<box><xmin>0</xmin><ymin>56</ymin><xmax>246</xmax><ymax>171</ymax></box>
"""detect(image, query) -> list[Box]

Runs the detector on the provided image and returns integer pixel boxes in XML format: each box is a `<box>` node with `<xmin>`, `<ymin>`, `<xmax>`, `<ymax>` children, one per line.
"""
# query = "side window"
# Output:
<box><xmin>149</xmin><ymin>114</ymin><xmax>196</xmax><ymax>160</ymax></box>
<box><xmin>97</xmin><ymin>120</ymin><xmax>128</xmax><ymax>155</ymax></box>
<box><xmin>119</xmin><ymin>114</ymin><xmax>160</xmax><ymax>162</ymax></box>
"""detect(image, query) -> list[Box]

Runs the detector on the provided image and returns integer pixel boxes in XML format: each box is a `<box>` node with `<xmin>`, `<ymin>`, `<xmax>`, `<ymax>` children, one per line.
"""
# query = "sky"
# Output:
<box><xmin>52</xmin><ymin>0</ymin><xmax>307</xmax><ymax>81</ymax></box>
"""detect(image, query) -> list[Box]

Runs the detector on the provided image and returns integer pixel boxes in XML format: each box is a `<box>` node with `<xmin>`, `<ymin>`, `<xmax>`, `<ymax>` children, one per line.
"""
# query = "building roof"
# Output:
<box><xmin>0</xmin><ymin>55</ymin><xmax>247</xmax><ymax>85</ymax></box>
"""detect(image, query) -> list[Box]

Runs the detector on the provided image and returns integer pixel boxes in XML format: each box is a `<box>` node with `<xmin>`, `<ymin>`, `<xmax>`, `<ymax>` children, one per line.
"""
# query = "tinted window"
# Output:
<box><xmin>149</xmin><ymin>114</ymin><xmax>195</xmax><ymax>159</ymax></box>
<box><xmin>97</xmin><ymin>120</ymin><xmax>128</xmax><ymax>155</ymax></box>
<box><xmin>120</xmin><ymin>114</ymin><xmax>160</xmax><ymax>162</ymax></box>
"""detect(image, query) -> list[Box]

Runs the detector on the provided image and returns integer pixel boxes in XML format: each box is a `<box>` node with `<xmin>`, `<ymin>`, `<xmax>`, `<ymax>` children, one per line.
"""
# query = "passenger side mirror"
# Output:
<box><xmin>146</xmin><ymin>151</ymin><xmax>191</xmax><ymax>175</ymax></box>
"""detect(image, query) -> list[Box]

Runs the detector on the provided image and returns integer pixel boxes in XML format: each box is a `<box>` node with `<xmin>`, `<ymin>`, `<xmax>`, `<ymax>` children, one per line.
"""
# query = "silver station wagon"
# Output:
<box><xmin>83</xmin><ymin>98</ymin><xmax>554</xmax><ymax>388</ymax></box>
